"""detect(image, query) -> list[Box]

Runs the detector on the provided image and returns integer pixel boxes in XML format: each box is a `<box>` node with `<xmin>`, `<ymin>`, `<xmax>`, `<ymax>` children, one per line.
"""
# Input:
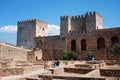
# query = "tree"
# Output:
<box><xmin>60</xmin><ymin>50</ymin><xmax>77</xmax><ymax>60</ymax></box>
<box><xmin>112</xmin><ymin>44</ymin><xmax>120</xmax><ymax>56</ymax></box>
<box><xmin>107</xmin><ymin>44</ymin><xmax>120</xmax><ymax>60</ymax></box>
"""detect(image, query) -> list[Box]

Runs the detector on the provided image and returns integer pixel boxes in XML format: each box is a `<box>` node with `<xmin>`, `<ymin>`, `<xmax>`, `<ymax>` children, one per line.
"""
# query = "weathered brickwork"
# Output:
<box><xmin>66</xmin><ymin>28</ymin><xmax>120</xmax><ymax>60</ymax></box>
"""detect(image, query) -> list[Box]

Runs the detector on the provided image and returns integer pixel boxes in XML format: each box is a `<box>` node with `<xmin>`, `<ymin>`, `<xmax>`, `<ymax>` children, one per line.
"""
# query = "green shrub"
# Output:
<box><xmin>60</xmin><ymin>50</ymin><xmax>77</xmax><ymax>60</ymax></box>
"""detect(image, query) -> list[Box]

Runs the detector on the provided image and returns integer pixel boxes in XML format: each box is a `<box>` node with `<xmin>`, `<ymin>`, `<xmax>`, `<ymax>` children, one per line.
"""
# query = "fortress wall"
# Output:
<box><xmin>34</xmin><ymin>36</ymin><xmax>66</xmax><ymax>60</ymax></box>
<box><xmin>66</xmin><ymin>28</ymin><xmax>120</xmax><ymax>60</ymax></box>
<box><xmin>0</xmin><ymin>42</ymin><xmax>28</xmax><ymax>61</ymax></box>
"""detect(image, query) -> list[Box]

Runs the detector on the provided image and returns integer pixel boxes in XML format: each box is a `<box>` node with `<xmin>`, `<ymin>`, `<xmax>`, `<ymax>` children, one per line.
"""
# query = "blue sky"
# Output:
<box><xmin>0</xmin><ymin>0</ymin><xmax>120</xmax><ymax>45</ymax></box>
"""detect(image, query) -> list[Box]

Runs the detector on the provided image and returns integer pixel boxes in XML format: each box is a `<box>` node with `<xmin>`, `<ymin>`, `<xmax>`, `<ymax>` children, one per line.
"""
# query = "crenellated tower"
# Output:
<box><xmin>85</xmin><ymin>12</ymin><xmax>102</xmax><ymax>33</ymax></box>
<box><xmin>17</xmin><ymin>19</ymin><xmax>48</xmax><ymax>49</ymax></box>
<box><xmin>60</xmin><ymin>11</ymin><xmax>102</xmax><ymax>35</ymax></box>
<box><xmin>60</xmin><ymin>16</ymin><xmax>71</xmax><ymax>36</ymax></box>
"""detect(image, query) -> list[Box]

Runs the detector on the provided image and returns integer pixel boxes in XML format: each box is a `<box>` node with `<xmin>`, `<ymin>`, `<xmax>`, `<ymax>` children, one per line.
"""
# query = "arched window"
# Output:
<box><xmin>81</xmin><ymin>39</ymin><xmax>86</xmax><ymax>51</ymax></box>
<box><xmin>111</xmin><ymin>36</ymin><xmax>119</xmax><ymax>45</ymax></box>
<box><xmin>97</xmin><ymin>37</ymin><xmax>105</xmax><ymax>50</ymax></box>
<box><xmin>71</xmin><ymin>40</ymin><xmax>76</xmax><ymax>51</ymax></box>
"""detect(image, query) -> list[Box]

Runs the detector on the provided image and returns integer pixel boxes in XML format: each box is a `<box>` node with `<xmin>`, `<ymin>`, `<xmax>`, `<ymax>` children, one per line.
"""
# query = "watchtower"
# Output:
<box><xmin>60</xmin><ymin>16</ymin><xmax>71</xmax><ymax>36</ymax></box>
<box><xmin>85</xmin><ymin>12</ymin><xmax>102</xmax><ymax>33</ymax></box>
<box><xmin>17</xmin><ymin>19</ymin><xmax>48</xmax><ymax>49</ymax></box>
<box><xmin>60</xmin><ymin>11</ymin><xmax>102</xmax><ymax>35</ymax></box>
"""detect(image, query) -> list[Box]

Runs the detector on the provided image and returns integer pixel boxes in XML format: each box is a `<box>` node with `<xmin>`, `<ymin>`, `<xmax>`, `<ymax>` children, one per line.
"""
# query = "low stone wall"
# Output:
<box><xmin>49</xmin><ymin>67</ymin><xmax>64</xmax><ymax>74</ymax></box>
<box><xmin>75</xmin><ymin>64</ymin><xmax>93</xmax><ymax>68</ymax></box>
<box><xmin>0</xmin><ymin>65</ymin><xmax>44</xmax><ymax>76</ymax></box>
<box><xmin>0</xmin><ymin>67</ymin><xmax>24</xmax><ymax>76</ymax></box>
<box><xmin>106</xmin><ymin>61</ymin><xmax>115</xmax><ymax>66</ymax></box>
<box><xmin>64</xmin><ymin>68</ymin><xmax>94</xmax><ymax>74</ymax></box>
<box><xmin>100</xmin><ymin>69</ymin><xmax>120</xmax><ymax>77</ymax></box>
<box><xmin>38</xmin><ymin>74</ymin><xmax>105</xmax><ymax>80</ymax></box>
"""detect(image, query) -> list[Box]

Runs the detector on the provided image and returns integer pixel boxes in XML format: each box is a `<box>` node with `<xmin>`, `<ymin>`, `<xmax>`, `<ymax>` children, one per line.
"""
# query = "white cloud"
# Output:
<box><xmin>0</xmin><ymin>24</ymin><xmax>60</xmax><ymax>35</ymax></box>
<box><xmin>48</xmin><ymin>24</ymin><xmax>60</xmax><ymax>36</ymax></box>
<box><xmin>0</xmin><ymin>25</ymin><xmax>17</xmax><ymax>33</ymax></box>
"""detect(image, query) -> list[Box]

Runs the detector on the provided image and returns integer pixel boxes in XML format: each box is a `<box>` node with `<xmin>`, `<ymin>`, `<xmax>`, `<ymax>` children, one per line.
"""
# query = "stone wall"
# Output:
<box><xmin>64</xmin><ymin>68</ymin><xmax>94</xmax><ymax>74</ymax></box>
<box><xmin>100</xmin><ymin>69</ymin><xmax>120</xmax><ymax>77</ymax></box>
<box><xmin>38</xmin><ymin>74</ymin><xmax>105</xmax><ymax>80</ymax></box>
<box><xmin>27</xmin><ymin>50</ymin><xmax>42</xmax><ymax>61</ymax></box>
<box><xmin>0</xmin><ymin>67</ymin><xmax>24</xmax><ymax>76</ymax></box>
<box><xmin>35</xmin><ymin>36</ymin><xmax>66</xmax><ymax>60</ymax></box>
<box><xmin>0</xmin><ymin>42</ymin><xmax>28</xmax><ymax>61</ymax></box>
<box><xmin>66</xmin><ymin>28</ymin><xmax>120</xmax><ymax>60</ymax></box>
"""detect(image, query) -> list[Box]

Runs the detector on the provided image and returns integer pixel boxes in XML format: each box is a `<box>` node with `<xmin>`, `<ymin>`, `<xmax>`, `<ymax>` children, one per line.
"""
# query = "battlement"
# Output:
<box><xmin>85</xmin><ymin>11</ymin><xmax>102</xmax><ymax>17</ymax></box>
<box><xmin>71</xmin><ymin>15</ymin><xmax>85</xmax><ymax>20</ymax></box>
<box><xmin>85</xmin><ymin>11</ymin><xmax>96</xmax><ymax>17</ymax></box>
<box><xmin>60</xmin><ymin>11</ymin><xmax>102</xmax><ymax>36</ymax></box>
<box><xmin>68</xmin><ymin>31</ymin><xmax>82</xmax><ymax>35</ymax></box>
<box><xmin>60</xmin><ymin>16</ymin><xmax>70</xmax><ymax>20</ymax></box>
<box><xmin>18</xmin><ymin>19</ymin><xmax>47</xmax><ymax>24</ymax></box>
<box><xmin>61</xmin><ymin>11</ymin><xmax>101</xmax><ymax>21</ymax></box>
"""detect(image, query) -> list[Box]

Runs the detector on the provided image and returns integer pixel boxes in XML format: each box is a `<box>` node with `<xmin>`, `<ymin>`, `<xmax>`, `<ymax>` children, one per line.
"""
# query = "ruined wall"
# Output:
<box><xmin>0</xmin><ymin>42</ymin><xmax>28</xmax><ymax>61</ymax></box>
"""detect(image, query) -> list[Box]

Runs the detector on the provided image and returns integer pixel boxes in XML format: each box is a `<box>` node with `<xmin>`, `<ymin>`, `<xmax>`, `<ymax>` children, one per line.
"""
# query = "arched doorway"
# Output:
<box><xmin>111</xmin><ymin>36</ymin><xmax>119</xmax><ymax>45</ymax></box>
<box><xmin>71</xmin><ymin>40</ymin><xmax>76</xmax><ymax>51</ymax></box>
<box><xmin>81</xmin><ymin>39</ymin><xmax>86</xmax><ymax>51</ymax></box>
<box><xmin>97</xmin><ymin>37</ymin><xmax>105</xmax><ymax>50</ymax></box>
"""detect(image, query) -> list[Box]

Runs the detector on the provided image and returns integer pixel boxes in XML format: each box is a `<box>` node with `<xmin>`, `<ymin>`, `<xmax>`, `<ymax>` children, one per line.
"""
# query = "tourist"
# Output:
<box><xmin>56</xmin><ymin>59</ymin><xmax>60</xmax><ymax>67</ymax></box>
<box><xmin>54</xmin><ymin>58</ymin><xmax>57</xmax><ymax>68</ymax></box>
<box><xmin>92</xmin><ymin>56</ymin><xmax>95</xmax><ymax>61</ymax></box>
<box><xmin>36</xmin><ymin>56</ymin><xmax>38</xmax><ymax>61</ymax></box>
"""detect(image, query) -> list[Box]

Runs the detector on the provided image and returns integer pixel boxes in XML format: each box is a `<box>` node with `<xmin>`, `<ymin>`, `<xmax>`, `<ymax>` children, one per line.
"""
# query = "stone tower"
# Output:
<box><xmin>60</xmin><ymin>16</ymin><xmax>71</xmax><ymax>36</ymax></box>
<box><xmin>17</xmin><ymin>19</ymin><xmax>48</xmax><ymax>49</ymax></box>
<box><xmin>85</xmin><ymin>12</ymin><xmax>102</xmax><ymax>33</ymax></box>
<box><xmin>60</xmin><ymin>11</ymin><xmax>102</xmax><ymax>35</ymax></box>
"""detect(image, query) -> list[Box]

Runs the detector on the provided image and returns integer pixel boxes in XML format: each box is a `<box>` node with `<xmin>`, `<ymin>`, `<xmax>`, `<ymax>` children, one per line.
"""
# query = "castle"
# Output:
<box><xmin>16</xmin><ymin>11</ymin><xmax>120</xmax><ymax>60</ymax></box>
